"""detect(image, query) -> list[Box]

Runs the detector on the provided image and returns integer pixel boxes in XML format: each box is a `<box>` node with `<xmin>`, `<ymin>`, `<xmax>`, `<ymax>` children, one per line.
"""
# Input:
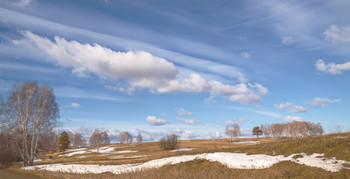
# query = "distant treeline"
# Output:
<box><xmin>261</xmin><ymin>121</ymin><xmax>324</xmax><ymax>138</ymax></box>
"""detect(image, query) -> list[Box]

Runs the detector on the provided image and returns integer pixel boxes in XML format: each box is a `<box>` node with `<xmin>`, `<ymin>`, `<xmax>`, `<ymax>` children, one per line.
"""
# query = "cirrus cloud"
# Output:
<box><xmin>275</xmin><ymin>102</ymin><xmax>308</xmax><ymax>113</ymax></box>
<box><xmin>304</xmin><ymin>98</ymin><xmax>341</xmax><ymax>107</ymax></box>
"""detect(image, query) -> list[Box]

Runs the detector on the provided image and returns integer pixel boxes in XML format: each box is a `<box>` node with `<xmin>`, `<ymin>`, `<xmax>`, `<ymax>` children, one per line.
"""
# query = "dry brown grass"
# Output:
<box><xmin>9</xmin><ymin>132</ymin><xmax>350</xmax><ymax>178</ymax></box>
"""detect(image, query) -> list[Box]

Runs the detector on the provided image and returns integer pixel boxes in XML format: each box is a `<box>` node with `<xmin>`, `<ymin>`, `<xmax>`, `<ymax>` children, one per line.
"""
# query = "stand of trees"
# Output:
<box><xmin>0</xmin><ymin>81</ymin><xmax>59</xmax><ymax>166</ymax></box>
<box><xmin>89</xmin><ymin>129</ymin><xmax>110</xmax><ymax>152</ymax></box>
<box><xmin>261</xmin><ymin>121</ymin><xmax>324</xmax><ymax>138</ymax></box>
<box><xmin>120</xmin><ymin>131</ymin><xmax>133</xmax><ymax>143</ymax></box>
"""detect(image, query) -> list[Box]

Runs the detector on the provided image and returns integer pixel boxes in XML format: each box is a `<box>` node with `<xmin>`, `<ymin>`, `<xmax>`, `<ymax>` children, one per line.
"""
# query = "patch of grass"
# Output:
<box><xmin>292</xmin><ymin>154</ymin><xmax>304</xmax><ymax>160</ymax></box>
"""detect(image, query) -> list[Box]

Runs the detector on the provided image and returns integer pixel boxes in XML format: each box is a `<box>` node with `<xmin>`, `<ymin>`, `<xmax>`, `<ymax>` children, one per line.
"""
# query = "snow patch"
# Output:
<box><xmin>58</xmin><ymin>150</ymin><xmax>88</xmax><ymax>157</ymax></box>
<box><xmin>89</xmin><ymin>147</ymin><xmax>115</xmax><ymax>153</ymax></box>
<box><xmin>65</xmin><ymin>148</ymin><xmax>87</xmax><ymax>152</ymax></box>
<box><xmin>290</xmin><ymin>153</ymin><xmax>349</xmax><ymax>172</ymax></box>
<box><xmin>23</xmin><ymin>152</ymin><xmax>350</xmax><ymax>174</ymax></box>
<box><xmin>171</xmin><ymin>148</ymin><xmax>194</xmax><ymax>152</ymax></box>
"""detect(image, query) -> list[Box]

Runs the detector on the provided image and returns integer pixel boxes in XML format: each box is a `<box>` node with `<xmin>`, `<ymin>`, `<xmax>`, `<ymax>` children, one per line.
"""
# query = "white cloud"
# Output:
<box><xmin>203</xmin><ymin>132</ymin><xmax>222</xmax><ymax>139</ymax></box>
<box><xmin>284</xmin><ymin>115</ymin><xmax>303</xmax><ymax>122</ymax></box>
<box><xmin>281</xmin><ymin>36</ymin><xmax>294</xmax><ymax>45</ymax></box>
<box><xmin>146</xmin><ymin>116</ymin><xmax>168</xmax><ymax>126</ymax></box>
<box><xmin>14</xmin><ymin>0</ymin><xmax>32</xmax><ymax>7</ymax></box>
<box><xmin>17</xmin><ymin>31</ymin><xmax>178</xmax><ymax>80</ymax></box>
<box><xmin>176</xmin><ymin>118</ymin><xmax>200</xmax><ymax>125</ymax></box>
<box><xmin>228</xmin><ymin>106</ymin><xmax>281</xmax><ymax>118</ymax></box>
<box><xmin>217</xmin><ymin>118</ymin><xmax>246</xmax><ymax>126</ymax></box>
<box><xmin>240</xmin><ymin>52</ymin><xmax>250</xmax><ymax>59</ymax></box>
<box><xmin>324</xmin><ymin>25</ymin><xmax>350</xmax><ymax>44</ymax></box>
<box><xmin>177</xmin><ymin>108</ymin><xmax>193</xmax><ymax>116</ymax></box>
<box><xmin>275</xmin><ymin>102</ymin><xmax>308</xmax><ymax>113</ymax></box>
<box><xmin>18</xmin><ymin>31</ymin><xmax>269</xmax><ymax>105</ymax></box>
<box><xmin>315</xmin><ymin>59</ymin><xmax>350</xmax><ymax>75</ymax></box>
<box><xmin>304</xmin><ymin>98</ymin><xmax>341</xmax><ymax>107</ymax></box>
<box><xmin>71</xmin><ymin>102</ymin><xmax>81</xmax><ymax>108</ymax></box>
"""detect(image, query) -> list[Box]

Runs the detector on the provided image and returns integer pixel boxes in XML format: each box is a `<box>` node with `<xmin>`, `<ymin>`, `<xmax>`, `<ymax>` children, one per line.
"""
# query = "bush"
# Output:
<box><xmin>159</xmin><ymin>134</ymin><xmax>178</xmax><ymax>150</ymax></box>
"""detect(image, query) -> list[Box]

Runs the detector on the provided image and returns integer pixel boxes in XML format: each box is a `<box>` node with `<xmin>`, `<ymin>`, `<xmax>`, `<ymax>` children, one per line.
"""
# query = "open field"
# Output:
<box><xmin>5</xmin><ymin>132</ymin><xmax>350</xmax><ymax>178</ymax></box>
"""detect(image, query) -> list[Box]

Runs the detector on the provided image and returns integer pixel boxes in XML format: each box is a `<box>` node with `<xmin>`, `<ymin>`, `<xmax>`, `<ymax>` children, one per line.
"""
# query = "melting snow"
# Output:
<box><xmin>171</xmin><ymin>148</ymin><xmax>194</xmax><ymax>152</ymax></box>
<box><xmin>89</xmin><ymin>147</ymin><xmax>115</xmax><ymax>153</ymax></box>
<box><xmin>290</xmin><ymin>153</ymin><xmax>349</xmax><ymax>172</ymax></box>
<box><xmin>58</xmin><ymin>150</ymin><xmax>88</xmax><ymax>157</ymax></box>
<box><xmin>23</xmin><ymin>152</ymin><xmax>350</xmax><ymax>174</ymax></box>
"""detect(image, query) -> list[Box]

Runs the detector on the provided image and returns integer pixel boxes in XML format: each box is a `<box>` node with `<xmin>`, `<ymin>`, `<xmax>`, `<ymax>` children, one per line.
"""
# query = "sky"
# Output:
<box><xmin>0</xmin><ymin>0</ymin><xmax>349</xmax><ymax>142</ymax></box>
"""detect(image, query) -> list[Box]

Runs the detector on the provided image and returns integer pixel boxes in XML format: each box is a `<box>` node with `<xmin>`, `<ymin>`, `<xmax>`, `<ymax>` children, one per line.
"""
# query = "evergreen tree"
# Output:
<box><xmin>252</xmin><ymin>126</ymin><xmax>263</xmax><ymax>138</ymax></box>
<box><xmin>58</xmin><ymin>131</ymin><xmax>70</xmax><ymax>152</ymax></box>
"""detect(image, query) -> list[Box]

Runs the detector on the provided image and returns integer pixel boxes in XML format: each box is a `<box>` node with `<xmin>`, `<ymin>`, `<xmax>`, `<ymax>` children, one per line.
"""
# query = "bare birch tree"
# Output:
<box><xmin>89</xmin><ymin>129</ymin><xmax>101</xmax><ymax>151</ymax></box>
<box><xmin>101</xmin><ymin>131</ymin><xmax>110</xmax><ymax>145</ymax></box>
<box><xmin>120</xmin><ymin>131</ymin><xmax>133</xmax><ymax>143</ymax></box>
<box><xmin>2</xmin><ymin>81</ymin><xmax>59</xmax><ymax>166</ymax></box>
<box><xmin>136</xmin><ymin>132</ymin><xmax>142</xmax><ymax>143</ymax></box>
<box><xmin>73</xmin><ymin>132</ymin><xmax>85</xmax><ymax>147</ymax></box>
<box><xmin>225</xmin><ymin>123</ymin><xmax>240</xmax><ymax>142</ymax></box>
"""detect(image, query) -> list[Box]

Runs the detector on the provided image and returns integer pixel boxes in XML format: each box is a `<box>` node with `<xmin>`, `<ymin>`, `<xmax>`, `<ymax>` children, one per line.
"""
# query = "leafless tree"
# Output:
<box><xmin>120</xmin><ymin>131</ymin><xmax>133</xmax><ymax>143</ymax></box>
<box><xmin>261</xmin><ymin>124</ymin><xmax>271</xmax><ymax>138</ymax></box>
<box><xmin>101</xmin><ymin>131</ymin><xmax>110</xmax><ymax>145</ymax></box>
<box><xmin>262</xmin><ymin>121</ymin><xmax>324</xmax><ymax>138</ymax></box>
<box><xmin>159</xmin><ymin>133</ymin><xmax>178</xmax><ymax>150</ymax></box>
<box><xmin>315</xmin><ymin>123</ymin><xmax>324</xmax><ymax>135</ymax></box>
<box><xmin>1</xmin><ymin>81</ymin><xmax>59</xmax><ymax>166</ymax></box>
<box><xmin>89</xmin><ymin>129</ymin><xmax>101</xmax><ymax>151</ymax></box>
<box><xmin>225</xmin><ymin>123</ymin><xmax>240</xmax><ymax>142</ymax></box>
<box><xmin>73</xmin><ymin>132</ymin><xmax>85</xmax><ymax>147</ymax></box>
<box><xmin>136</xmin><ymin>132</ymin><xmax>142</xmax><ymax>143</ymax></box>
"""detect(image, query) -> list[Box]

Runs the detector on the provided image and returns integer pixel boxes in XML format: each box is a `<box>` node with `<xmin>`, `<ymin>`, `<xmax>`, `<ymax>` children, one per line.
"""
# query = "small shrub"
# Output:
<box><xmin>159</xmin><ymin>134</ymin><xmax>178</xmax><ymax>150</ymax></box>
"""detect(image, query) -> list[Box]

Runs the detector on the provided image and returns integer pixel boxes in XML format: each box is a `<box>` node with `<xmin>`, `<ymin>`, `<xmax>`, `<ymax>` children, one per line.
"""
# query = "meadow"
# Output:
<box><xmin>4</xmin><ymin>132</ymin><xmax>350</xmax><ymax>179</ymax></box>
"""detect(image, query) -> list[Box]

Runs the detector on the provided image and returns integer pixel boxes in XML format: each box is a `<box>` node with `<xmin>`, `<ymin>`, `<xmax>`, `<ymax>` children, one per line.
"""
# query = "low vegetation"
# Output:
<box><xmin>1</xmin><ymin>132</ymin><xmax>349</xmax><ymax>178</ymax></box>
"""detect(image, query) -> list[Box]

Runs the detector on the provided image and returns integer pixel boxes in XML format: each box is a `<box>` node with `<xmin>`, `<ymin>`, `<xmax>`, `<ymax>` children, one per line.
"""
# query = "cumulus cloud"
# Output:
<box><xmin>146</xmin><ymin>116</ymin><xmax>168</xmax><ymax>126</ymax></box>
<box><xmin>315</xmin><ymin>59</ymin><xmax>350</xmax><ymax>75</ymax></box>
<box><xmin>275</xmin><ymin>102</ymin><xmax>308</xmax><ymax>113</ymax></box>
<box><xmin>203</xmin><ymin>132</ymin><xmax>222</xmax><ymax>139</ymax></box>
<box><xmin>281</xmin><ymin>36</ymin><xmax>294</xmax><ymax>45</ymax></box>
<box><xmin>304</xmin><ymin>98</ymin><xmax>341</xmax><ymax>107</ymax></box>
<box><xmin>18</xmin><ymin>31</ymin><xmax>178</xmax><ymax>80</ymax></box>
<box><xmin>324</xmin><ymin>25</ymin><xmax>350</xmax><ymax>44</ymax></box>
<box><xmin>71</xmin><ymin>102</ymin><xmax>81</xmax><ymax>108</ymax></box>
<box><xmin>284</xmin><ymin>115</ymin><xmax>303</xmax><ymax>122</ymax></box>
<box><xmin>17</xmin><ymin>31</ymin><xmax>269</xmax><ymax>104</ymax></box>
<box><xmin>240</xmin><ymin>52</ymin><xmax>251</xmax><ymax>59</ymax></box>
<box><xmin>177</xmin><ymin>108</ymin><xmax>193</xmax><ymax>116</ymax></box>
<box><xmin>176</xmin><ymin>118</ymin><xmax>200</xmax><ymax>125</ymax></box>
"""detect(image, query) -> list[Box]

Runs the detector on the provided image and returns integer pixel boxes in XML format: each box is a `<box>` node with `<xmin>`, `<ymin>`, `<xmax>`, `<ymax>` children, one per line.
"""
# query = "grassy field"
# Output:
<box><xmin>6</xmin><ymin>132</ymin><xmax>350</xmax><ymax>178</ymax></box>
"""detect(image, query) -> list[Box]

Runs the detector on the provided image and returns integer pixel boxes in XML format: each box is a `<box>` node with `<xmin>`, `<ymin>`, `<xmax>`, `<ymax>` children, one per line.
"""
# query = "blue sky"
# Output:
<box><xmin>0</xmin><ymin>0</ymin><xmax>349</xmax><ymax>141</ymax></box>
